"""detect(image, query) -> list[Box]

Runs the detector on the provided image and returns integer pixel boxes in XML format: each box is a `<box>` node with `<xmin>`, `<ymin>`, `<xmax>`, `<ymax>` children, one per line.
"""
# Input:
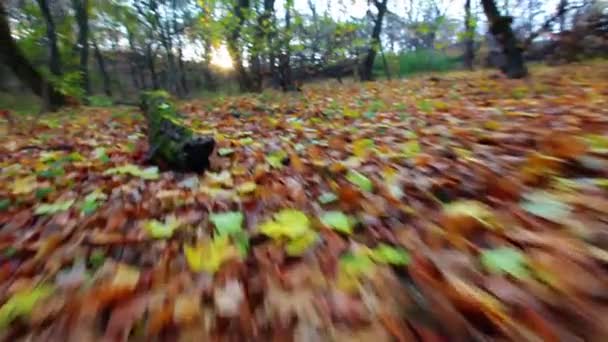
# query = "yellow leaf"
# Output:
<box><xmin>12</xmin><ymin>176</ymin><xmax>38</xmax><ymax>195</ymax></box>
<box><xmin>285</xmin><ymin>230</ymin><xmax>318</xmax><ymax>256</ymax></box>
<box><xmin>184</xmin><ymin>236</ymin><xmax>239</xmax><ymax>273</ymax></box>
<box><xmin>352</xmin><ymin>138</ymin><xmax>374</xmax><ymax>158</ymax></box>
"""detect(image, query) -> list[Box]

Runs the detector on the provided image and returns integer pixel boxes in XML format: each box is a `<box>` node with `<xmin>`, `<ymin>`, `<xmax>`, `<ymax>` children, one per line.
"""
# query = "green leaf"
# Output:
<box><xmin>346</xmin><ymin>170</ymin><xmax>373</xmax><ymax>192</ymax></box>
<box><xmin>584</xmin><ymin>134</ymin><xmax>608</xmax><ymax>153</ymax></box>
<box><xmin>232</xmin><ymin>230</ymin><xmax>250</xmax><ymax>256</ymax></box>
<box><xmin>38</xmin><ymin>165</ymin><xmax>65</xmax><ymax>179</ymax></box>
<box><xmin>318</xmin><ymin>192</ymin><xmax>338</xmax><ymax>204</ymax></box>
<box><xmin>0</xmin><ymin>199</ymin><xmax>10</xmax><ymax>212</ymax></box>
<box><xmin>321</xmin><ymin>211</ymin><xmax>354</xmax><ymax>234</ymax></box>
<box><xmin>143</xmin><ymin>216</ymin><xmax>181</xmax><ymax>239</ymax></box>
<box><xmin>0</xmin><ymin>285</ymin><xmax>55</xmax><ymax>329</ymax></box>
<box><xmin>210</xmin><ymin>211</ymin><xmax>244</xmax><ymax>236</ymax></box>
<box><xmin>34</xmin><ymin>199</ymin><xmax>75</xmax><ymax>215</ymax></box>
<box><xmin>370</xmin><ymin>244</ymin><xmax>410</xmax><ymax>265</ymax></box>
<box><xmin>104</xmin><ymin>165</ymin><xmax>159</xmax><ymax>180</ymax></box>
<box><xmin>285</xmin><ymin>230</ymin><xmax>318</xmax><ymax>256</ymax></box>
<box><xmin>35</xmin><ymin>187</ymin><xmax>54</xmax><ymax>200</ymax></box>
<box><xmin>480</xmin><ymin>247</ymin><xmax>530</xmax><ymax>279</ymax></box>
<box><xmin>89</xmin><ymin>249</ymin><xmax>106</xmax><ymax>269</ymax></box>
<box><xmin>520</xmin><ymin>191</ymin><xmax>572</xmax><ymax>222</ymax></box>
<box><xmin>260</xmin><ymin>209</ymin><xmax>311</xmax><ymax>240</ymax></box>
<box><xmin>238</xmin><ymin>137</ymin><xmax>254</xmax><ymax>145</ymax></box>
<box><xmin>81</xmin><ymin>191</ymin><xmax>107</xmax><ymax>215</ymax></box>
<box><xmin>218</xmin><ymin>147</ymin><xmax>235</xmax><ymax>156</ymax></box>
<box><xmin>266</xmin><ymin>150</ymin><xmax>287</xmax><ymax>169</ymax></box>
<box><xmin>353</xmin><ymin>138</ymin><xmax>375</xmax><ymax>157</ymax></box>
<box><xmin>444</xmin><ymin>200</ymin><xmax>496</xmax><ymax>227</ymax></box>
<box><xmin>93</xmin><ymin>147</ymin><xmax>110</xmax><ymax>163</ymax></box>
<box><xmin>402</xmin><ymin>140</ymin><xmax>421</xmax><ymax>158</ymax></box>
<box><xmin>339</xmin><ymin>253</ymin><xmax>374</xmax><ymax>276</ymax></box>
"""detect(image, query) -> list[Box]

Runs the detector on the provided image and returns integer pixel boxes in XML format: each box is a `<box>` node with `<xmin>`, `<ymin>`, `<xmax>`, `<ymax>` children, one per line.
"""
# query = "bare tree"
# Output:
<box><xmin>464</xmin><ymin>0</ymin><xmax>475</xmax><ymax>69</ymax></box>
<box><xmin>72</xmin><ymin>0</ymin><xmax>90</xmax><ymax>95</ymax></box>
<box><xmin>481</xmin><ymin>0</ymin><xmax>527</xmax><ymax>78</ymax></box>
<box><xmin>360</xmin><ymin>0</ymin><xmax>389</xmax><ymax>81</ymax></box>
<box><xmin>35</xmin><ymin>0</ymin><xmax>62</xmax><ymax>77</ymax></box>
<box><xmin>0</xmin><ymin>2</ymin><xmax>65</xmax><ymax>109</ymax></box>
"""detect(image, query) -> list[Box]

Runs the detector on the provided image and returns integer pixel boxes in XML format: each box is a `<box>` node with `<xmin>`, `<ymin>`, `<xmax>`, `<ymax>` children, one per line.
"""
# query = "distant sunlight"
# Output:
<box><xmin>210</xmin><ymin>45</ymin><xmax>234</xmax><ymax>70</ymax></box>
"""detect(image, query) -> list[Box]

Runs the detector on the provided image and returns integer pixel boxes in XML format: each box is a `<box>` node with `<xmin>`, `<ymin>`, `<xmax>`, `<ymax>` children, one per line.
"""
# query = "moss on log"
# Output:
<box><xmin>140</xmin><ymin>91</ymin><xmax>215</xmax><ymax>172</ymax></box>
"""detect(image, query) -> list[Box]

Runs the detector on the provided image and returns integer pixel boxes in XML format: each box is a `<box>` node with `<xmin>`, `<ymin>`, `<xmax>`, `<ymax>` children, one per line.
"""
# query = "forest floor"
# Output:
<box><xmin>1</xmin><ymin>61</ymin><xmax>608</xmax><ymax>340</ymax></box>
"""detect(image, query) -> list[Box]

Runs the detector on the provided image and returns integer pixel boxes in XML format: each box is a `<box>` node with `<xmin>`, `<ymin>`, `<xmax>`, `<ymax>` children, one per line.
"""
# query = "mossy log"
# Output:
<box><xmin>140</xmin><ymin>91</ymin><xmax>215</xmax><ymax>172</ymax></box>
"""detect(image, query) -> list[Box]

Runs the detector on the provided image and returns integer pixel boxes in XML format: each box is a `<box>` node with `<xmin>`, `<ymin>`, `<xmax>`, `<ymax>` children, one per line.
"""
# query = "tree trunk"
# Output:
<box><xmin>278</xmin><ymin>2</ymin><xmax>296</xmax><ymax>91</ymax></box>
<box><xmin>140</xmin><ymin>91</ymin><xmax>215</xmax><ymax>172</ymax></box>
<box><xmin>360</xmin><ymin>0</ymin><xmax>389</xmax><ymax>81</ymax></box>
<box><xmin>177</xmin><ymin>46</ymin><xmax>189</xmax><ymax>95</ymax></box>
<box><xmin>0</xmin><ymin>2</ymin><xmax>65</xmax><ymax>109</ymax></box>
<box><xmin>72</xmin><ymin>0</ymin><xmax>90</xmax><ymax>95</ymax></box>
<box><xmin>35</xmin><ymin>0</ymin><xmax>62</xmax><ymax>76</ymax></box>
<box><xmin>227</xmin><ymin>0</ymin><xmax>254</xmax><ymax>92</ymax></box>
<box><xmin>559</xmin><ymin>0</ymin><xmax>567</xmax><ymax>31</ymax></box>
<box><xmin>146</xmin><ymin>44</ymin><xmax>160</xmax><ymax>89</ymax></box>
<box><xmin>92</xmin><ymin>38</ymin><xmax>112</xmax><ymax>96</ymax></box>
<box><xmin>127</xmin><ymin>29</ymin><xmax>145</xmax><ymax>89</ymax></box>
<box><xmin>481</xmin><ymin>0</ymin><xmax>528</xmax><ymax>78</ymax></box>
<box><xmin>380</xmin><ymin>45</ymin><xmax>391</xmax><ymax>79</ymax></box>
<box><xmin>202</xmin><ymin>40</ymin><xmax>217</xmax><ymax>91</ymax></box>
<box><xmin>464</xmin><ymin>0</ymin><xmax>475</xmax><ymax>70</ymax></box>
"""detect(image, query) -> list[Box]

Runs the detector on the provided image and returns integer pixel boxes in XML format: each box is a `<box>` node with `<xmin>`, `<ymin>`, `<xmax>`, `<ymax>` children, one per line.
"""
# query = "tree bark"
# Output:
<box><xmin>0</xmin><ymin>2</ymin><xmax>65</xmax><ymax>109</ymax></box>
<box><xmin>92</xmin><ymin>38</ymin><xmax>112</xmax><ymax>96</ymax></box>
<box><xmin>360</xmin><ymin>0</ymin><xmax>389</xmax><ymax>81</ymax></box>
<box><xmin>227</xmin><ymin>0</ymin><xmax>254</xmax><ymax>92</ymax></box>
<box><xmin>481</xmin><ymin>0</ymin><xmax>528</xmax><ymax>78</ymax></box>
<box><xmin>145</xmin><ymin>43</ymin><xmax>160</xmax><ymax>89</ymax></box>
<box><xmin>464</xmin><ymin>0</ymin><xmax>475</xmax><ymax>70</ymax></box>
<box><xmin>140</xmin><ymin>91</ymin><xmax>215</xmax><ymax>172</ymax></box>
<box><xmin>277</xmin><ymin>1</ymin><xmax>296</xmax><ymax>91</ymax></box>
<box><xmin>35</xmin><ymin>0</ymin><xmax>62</xmax><ymax>76</ymax></box>
<box><xmin>72</xmin><ymin>0</ymin><xmax>90</xmax><ymax>95</ymax></box>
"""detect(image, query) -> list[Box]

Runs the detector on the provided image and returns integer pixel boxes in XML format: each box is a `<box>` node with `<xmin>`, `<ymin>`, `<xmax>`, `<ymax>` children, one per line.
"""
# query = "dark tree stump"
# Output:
<box><xmin>140</xmin><ymin>91</ymin><xmax>215</xmax><ymax>172</ymax></box>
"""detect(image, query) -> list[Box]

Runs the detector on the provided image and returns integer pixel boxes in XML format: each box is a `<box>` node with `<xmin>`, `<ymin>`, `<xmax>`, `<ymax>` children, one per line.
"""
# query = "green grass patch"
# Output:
<box><xmin>374</xmin><ymin>50</ymin><xmax>461</xmax><ymax>78</ymax></box>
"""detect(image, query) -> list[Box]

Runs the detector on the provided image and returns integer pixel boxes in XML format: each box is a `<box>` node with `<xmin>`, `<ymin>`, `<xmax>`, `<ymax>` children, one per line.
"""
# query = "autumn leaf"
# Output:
<box><xmin>237</xmin><ymin>181</ymin><xmax>257</xmax><ymax>194</ymax></box>
<box><xmin>0</xmin><ymin>285</ymin><xmax>54</xmax><ymax>329</ymax></box>
<box><xmin>183</xmin><ymin>236</ymin><xmax>239</xmax><ymax>273</ymax></box>
<box><xmin>346</xmin><ymin>170</ymin><xmax>373</xmax><ymax>192</ymax></box>
<box><xmin>35</xmin><ymin>199</ymin><xmax>75</xmax><ymax>215</ymax></box>
<box><xmin>104</xmin><ymin>164</ymin><xmax>160</xmax><ymax>180</ymax></box>
<box><xmin>520</xmin><ymin>191</ymin><xmax>572</xmax><ymax>222</ymax></box>
<box><xmin>352</xmin><ymin>138</ymin><xmax>374</xmax><ymax>158</ymax></box>
<box><xmin>218</xmin><ymin>147</ymin><xmax>235</xmax><ymax>156</ymax></box>
<box><xmin>143</xmin><ymin>216</ymin><xmax>181</xmax><ymax>239</ymax></box>
<box><xmin>266</xmin><ymin>150</ymin><xmax>288</xmax><ymax>169</ymax></box>
<box><xmin>402</xmin><ymin>140</ymin><xmax>421</xmax><ymax>158</ymax></box>
<box><xmin>443</xmin><ymin>200</ymin><xmax>496</xmax><ymax>228</ymax></box>
<box><xmin>320</xmin><ymin>211</ymin><xmax>354</xmax><ymax>234</ymax></box>
<box><xmin>12</xmin><ymin>176</ymin><xmax>38</xmax><ymax>195</ymax></box>
<box><xmin>260</xmin><ymin>209</ymin><xmax>311</xmax><ymax>240</ymax></box>
<box><xmin>210</xmin><ymin>211</ymin><xmax>244</xmax><ymax>236</ymax></box>
<box><xmin>369</xmin><ymin>244</ymin><xmax>410</xmax><ymax>265</ymax></box>
<box><xmin>285</xmin><ymin>230</ymin><xmax>319</xmax><ymax>256</ymax></box>
<box><xmin>480</xmin><ymin>247</ymin><xmax>530</xmax><ymax>280</ymax></box>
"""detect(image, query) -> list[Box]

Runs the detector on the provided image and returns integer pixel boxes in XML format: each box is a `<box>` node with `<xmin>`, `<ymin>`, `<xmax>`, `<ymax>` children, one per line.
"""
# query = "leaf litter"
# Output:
<box><xmin>1</xmin><ymin>64</ymin><xmax>608</xmax><ymax>340</ymax></box>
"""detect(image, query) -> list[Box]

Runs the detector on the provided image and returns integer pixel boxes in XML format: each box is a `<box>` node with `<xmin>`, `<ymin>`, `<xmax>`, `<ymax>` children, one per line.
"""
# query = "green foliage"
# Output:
<box><xmin>48</xmin><ymin>71</ymin><xmax>86</xmax><ymax>99</ymax></box>
<box><xmin>375</xmin><ymin>50</ymin><xmax>460</xmax><ymax>78</ymax></box>
<box><xmin>0</xmin><ymin>285</ymin><xmax>55</xmax><ymax>329</ymax></box>
<box><xmin>88</xmin><ymin>95</ymin><xmax>114</xmax><ymax>107</ymax></box>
